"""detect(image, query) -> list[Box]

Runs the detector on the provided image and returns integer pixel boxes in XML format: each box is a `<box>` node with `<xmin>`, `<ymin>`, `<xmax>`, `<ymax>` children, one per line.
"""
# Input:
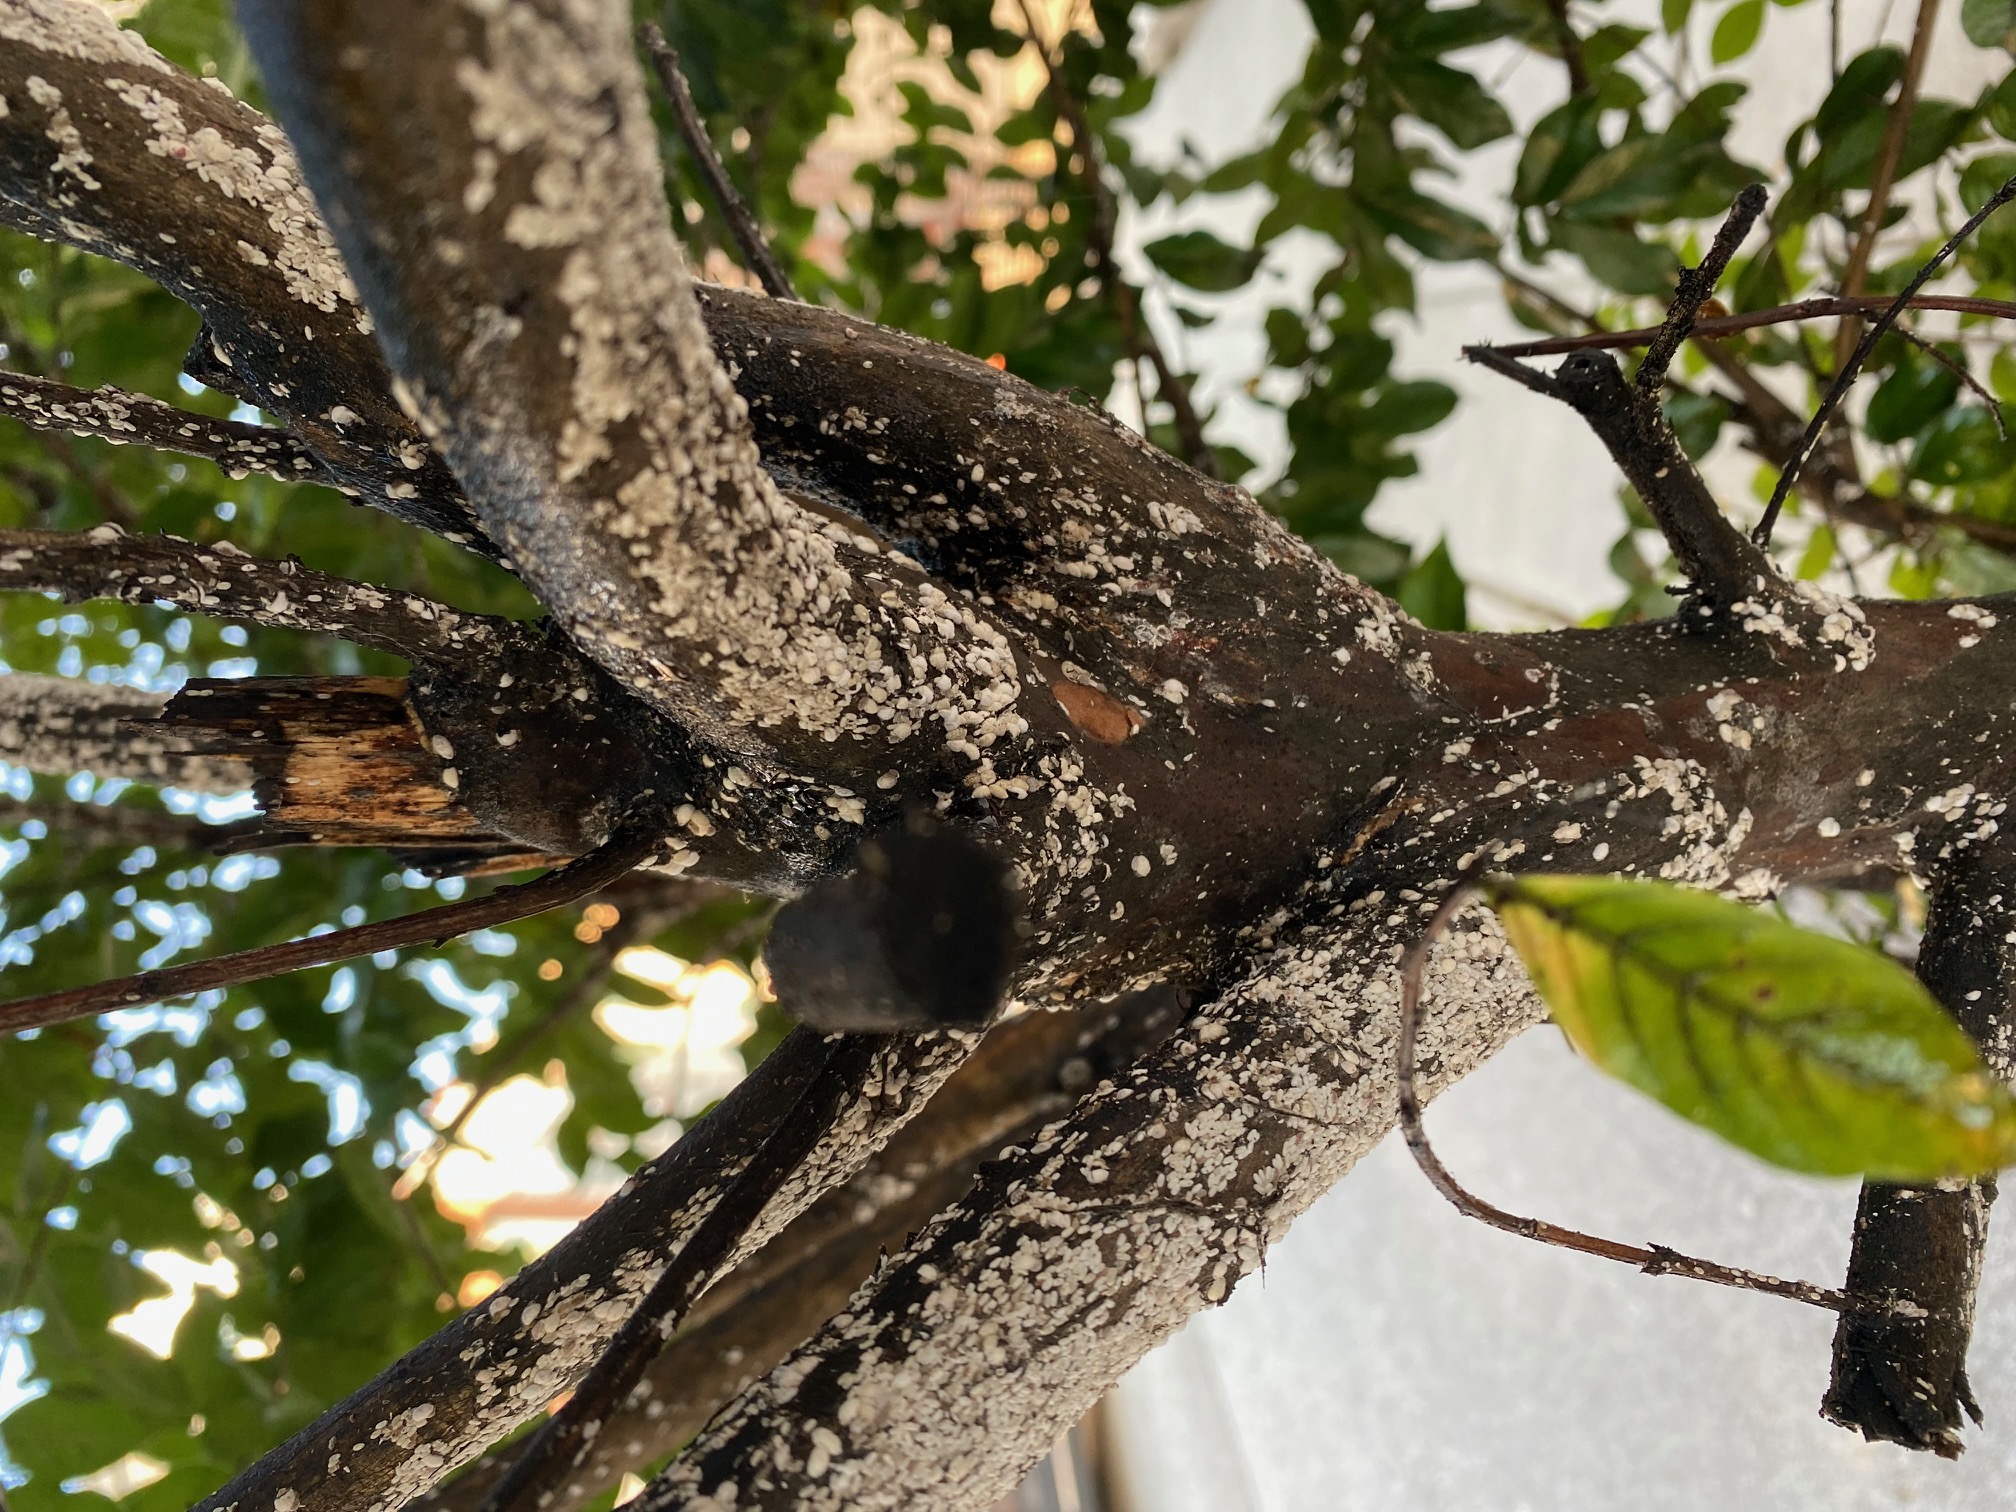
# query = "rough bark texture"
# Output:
<box><xmin>0</xmin><ymin>368</ymin><xmax>330</xmax><ymax>486</ymax></box>
<box><xmin>416</xmin><ymin>988</ymin><xmax>1187</xmax><ymax>1512</ymax></box>
<box><xmin>0</xmin><ymin>670</ymin><xmax>247</xmax><ymax>792</ymax></box>
<box><xmin>1823</xmin><ymin>848</ymin><xmax>2016</xmax><ymax>1454</ymax></box>
<box><xmin>0</xmin><ymin>4</ymin><xmax>2009</xmax><ymax>1510</ymax></box>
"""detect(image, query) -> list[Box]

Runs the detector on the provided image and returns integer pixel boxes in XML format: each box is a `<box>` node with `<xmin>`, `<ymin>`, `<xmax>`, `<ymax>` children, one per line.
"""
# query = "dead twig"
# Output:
<box><xmin>1397</xmin><ymin>882</ymin><xmax>1880</xmax><ymax>1317</ymax></box>
<box><xmin>0</xmin><ymin>816</ymin><xmax>666</xmax><ymax>1035</ymax></box>
<box><xmin>1756</xmin><ymin>171</ymin><xmax>2016</xmax><ymax>548</ymax></box>
<box><xmin>639</xmin><ymin>23</ymin><xmax>796</xmax><ymax>302</ymax></box>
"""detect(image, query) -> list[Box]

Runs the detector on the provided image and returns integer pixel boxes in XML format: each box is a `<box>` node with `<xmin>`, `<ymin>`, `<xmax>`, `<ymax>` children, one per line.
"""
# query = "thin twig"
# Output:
<box><xmin>1396</xmin><ymin>883</ymin><xmax>1879</xmax><ymax>1316</ymax></box>
<box><xmin>0</xmin><ymin>369</ymin><xmax>331</xmax><ymax>489</ymax></box>
<box><xmin>0</xmin><ymin>525</ymin><xmax>516</xmax><ymax>666</ymax></box>
<box><xmin>1482</xmin><ymin>293</ymin><xmax>2016</xmax><ymax>359</ymax></box>
<box><xmin>474</xmin><ymin>1032</ymin><xmax>876</xmax><ymax>1512</ymax></box>
<box><xmin>1012</xmin><ymin>0</ymin><xmax>1218</xmax><ymax>478</ymax></box>
<box><xmin>1835</xmin><ymin>0</ymin><xmax>1942</xmax><ymax>374</ymax></box>
<box><xmin>1635</xmin><ymin>184</ymin><xmax>1767</xmax><ymax>402</ymax></box>
<box><xmin>638</xmin><ymin>23</ymin><xmax>796</xmax><ymax>302</ymax></box>
<box><xmin>1756</xmin><ymin>171</ymin><xmax>2016</xmax><ymax>548</ymax></box>
<box><xmin>0</xmin><ymin>818</ymin><xmax>666</xmax><ymax>1036</ymax></box>
<box><xmin>1894</xmin><ymin>326</ymin><xmax>2007</xmax><ymax>439</ymax></box>
<box><xmin>1544</xmin><ymin>0</ymin><xmax>1591</xmax><ymax>94</ymax></box>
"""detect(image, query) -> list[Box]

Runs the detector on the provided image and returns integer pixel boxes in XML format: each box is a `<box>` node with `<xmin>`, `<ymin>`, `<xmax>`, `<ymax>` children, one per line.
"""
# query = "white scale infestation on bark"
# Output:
<box><xmin>646</xmin><ymin>906</ymin><xmax>1539</xmax><ymax>1512</ymax></box>
<box><xmin>446</xmin><ymin>0</ymin><xmax>1022</xmax><ymax>758</ymax></box>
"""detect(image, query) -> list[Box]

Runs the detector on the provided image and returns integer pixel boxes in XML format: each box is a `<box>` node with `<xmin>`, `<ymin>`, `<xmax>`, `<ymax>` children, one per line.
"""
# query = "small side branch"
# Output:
<box><xmin>1756</xmin><ymin>170</ymin><xmax>2016</xmax><ymax>548</ymax></box>
<box><xmin>1483</xmin><ymin>293</ymin><xmax>2016</xmax><ymax>359</ymax></box>
<box><xmin>1013</xmin><ymin>0</ymin><xmax>1218</xmax><ymax>478</ymax></box>
<box><xmin>1833</xmin><ymin>0</ymin><xmax>1941</xmax><ymax>373</ymax></box>
<box><xmin>1467</xmin><ymin>190</ymin><xmax>1774</xmax><ymax>607</ymax></box>
<box><xmin>1635</xmin><ymin>184</ymin><xmax>1767</xmax><ymax>400</ymax></box>
<box><xmin>0</xmin><ymin>526</ymin><xmax>516</xmax><ymax>665</ymax></box>
<box><xmin>0</xmin><ymin>816</ymin><xmax>664</xmax><ymax>1035</ymax></box>
<box><xmin>0</xmin><ymin>371</ymin><xmax>332</xmax><ymax>487</ymax></box>
<box><xmin>638</xmin><ymin>24</ymin><xmax>795</xmax><ymax>302</ymax></box>
<box><xmin>0</xmin><ymin>12</ymin><xmax>493</xmax><ymax>551</ymax></box>
<box><xmin>1397</xmin><ymin>885</ymin><xmax>1873</xmax><ymax>1317</ymax></box>
<box><xmin>1822</xmin><ymin>847</ymin><xmax>2016</xmax><ymax>1455</ymax></box>
<box><xmin>1465</xmin><ymin>347</ymin><xmax>1775</xmax><ymax>607</ymax></box>
<box><xmin>0</xmin><ymin>673</ymin><xmax>248</xmax><ymax>794</ymax></box>
<box><xmin>475</xmin><ymin>1034</ymin><xmax>877</xmax><ymax>1512</ymax></box>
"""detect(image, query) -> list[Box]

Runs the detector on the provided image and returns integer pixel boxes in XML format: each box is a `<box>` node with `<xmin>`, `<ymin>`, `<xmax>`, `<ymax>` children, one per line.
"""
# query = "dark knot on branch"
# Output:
<box><xmin>767</xmin><ymin>814</ymin><xmax>1022</xmax><ymax>1033</ymax></box>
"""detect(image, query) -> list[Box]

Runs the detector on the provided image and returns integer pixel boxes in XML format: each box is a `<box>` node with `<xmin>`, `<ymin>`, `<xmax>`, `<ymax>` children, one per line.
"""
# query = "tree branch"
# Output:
<box><xmin>1756</xmin><ymin>170</ymin><xmax>2016</xmax><ymax>548</ymax></box>
<box><xmin>0</xmin><ymin>672</ymin><xmax>247</xmax><ymax>793</ymax></box>
<box><xmin>0</xmin><ymin>7</ymin><xmax>488</xmax><ymax>549</ymax></box>
<box><xmin>477</xmin><ymin>1034</ymin><xmax>878</xmax><ymax>1512</ymax></box>
<box><xmin>1013</xmin><ymin>0</ymin><xmax>1218</xmax><ymax>478</ymax></box>
<box><xmin>195</xmin><ymin>1024</ymin><xmax>976</xmax><ymax>1512</ymax></box>
<box><xmin>639</xmin><ymin>879</ymin><xmax>1549</xmax><ymax>1512</ymax></box>
<box><xmin>1822</xmin><ymin>845</ymin><xmax>2016</xmax><ymax>1455</ymax></box>
<box><xmin>0</xmin><ymin>370</ymin><xmax>332</xmax><ymax>487</ymax></box>
<box><xmin>638</xmin><ymin>23</ymin><xmax>795</xmax><ymax>302</ymax></box>
<box><xmin>0</xmin><ymin>813</ymin><xmax>665</xmax><ymax>1035</ymax></box>
<box><xmin>1635</xmin><ymin>184</ymin><xmax>1766</xmax><ymax>401</ymax></box>
<box><xmin>1481</xmin><ymin>293</ymin><xmax>2016</xmax><ymax>359</ymax></box>
<box><xmin>1834</xmin><ymin>0</ymin><xmax>1941</xmax><ymax>373</ymax></box>
<box><xmin>1399</xmin><ymin>882</ymin><xmax>1863</xmax><ymax>1315</ymax></box>
<box><xmin>414</xmin><ymin>987</ymin><xmax>1187</xmax><ymax>1512</ymax></box>
<box><xmin>1544</xmin><ymin>0</ymin><xmax>1590</xmax><ymax>95</ymax></box>
<box><xmin>1471</xmin><ymin>190</ymin><xmax>1775</xmax><ymax>609</ymax></box>
<box><xmin>0</xmin><ymin>525</ymin><xmax>517</xmax><ymax>664</ymax></box>
<box><xmin>239</xmin><ymin>0</ymin><xmax>1025</xmax><ymax>778</ymax></box>
<box><xmin>1465</xmin><ymin>346</ymin><xmax>1777</xmax><ymax>608</ymax></box>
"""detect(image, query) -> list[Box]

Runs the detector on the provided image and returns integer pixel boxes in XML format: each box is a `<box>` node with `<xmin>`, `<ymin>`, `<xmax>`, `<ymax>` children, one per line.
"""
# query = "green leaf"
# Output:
<box><xmin>1551</xmin><ymin>220</ymin><xmax>1682</xmax><ymax>296</ymax></box>
<box><xmin>1485</xmin><ymin>874</ymin><xmax>2016</xmax><ymax>1179</ymax></box>
<box><xmin>1142</xmin><ymin>229</ymin><xmax>1262</xmax><ymax>292</ymax></box>
<box><xmin>1988</xmin><ymin>70</ymin><xmax>2016</xmax><ymax>140</ymax></box>
<box><xmin>1711</xmin><ymin>0</ymin><xmax>1766</xmax><ymax>63</ymax></box>
<box><xmin>1911</xmin><ymin>404</ymin><xmax>2016</xmax><ymax>486</ymax></box>
<box><xmin>1661</xmin><ymin>0</ymin><xmax>1696</xmax><ymax>33</ymax></box>
<box><xmin>1963</xmin><ymin>0</ymin><xmax>2016</xmax><ymax>52</ymax></box>
<box><xmin>1514</xmin><ymin>97</ymin><xmax>1604</xmax><ymax>206</ymax></box>
<box><xmin>1815</xmin><ymin>48</ymin><xmax>1904</xmax><ymax>139</ymax></box>
<box><xmin>1867</xmin><ymin>349</ymin><xmax>1962</xmax><ymax>443</ymax></box>
<box><xmin>1796</xmin><ymin>523</ymin><xmax>1839</xmax><ymax>580</ymax></box>
<box><xmin>1384</xmin><ymin>58</ymin><xmax>1514</xmax><ymax>151</ymax></box>
<box><xmin>1396</xmin><ymin>539</ymin><xmax>1467</xmax><ymax>629</ymax></box>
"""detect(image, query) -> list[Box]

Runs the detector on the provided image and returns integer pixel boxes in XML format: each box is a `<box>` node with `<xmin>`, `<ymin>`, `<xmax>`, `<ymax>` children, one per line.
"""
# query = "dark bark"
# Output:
<box><xmin>0</xmin><ymin>525</ymin><xmax>512</xmax><ymax>663</ymax></box>
<box><xmin>477</xmin><ymin>1033</ymin><xmax>880</xmax><ymax>1512</ymax></box>
<box><xmin>7</xmin><ymin>7</ymin><xmax>2016</xmax><ymax>1509</ymax></box>
<box><xmin>416</xmin><ymin>987</ymin><xmax>1187</xmax><ymax>1512</ymax></box>
<box><xmin>0</xmin><ymin>8</ymin><xmax>486</xmax><ymax>547</ymax></box>
<box><xmin>1823</xmin><ymin>847</ymin><xmax>2016</xmax><ymax>1454</ymax></box>
<box><xmin>193</xmin><ymin>1024</ymin><xmax>974</xmax><ymax>1512</ymax></box>
<box><xmin>0</xmin><ymin>368</ymin><xmax>330</xmax><ymax>486</ymax></box>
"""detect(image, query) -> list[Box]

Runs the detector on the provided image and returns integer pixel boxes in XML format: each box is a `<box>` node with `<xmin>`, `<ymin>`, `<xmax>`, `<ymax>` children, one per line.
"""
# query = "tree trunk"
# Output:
<box><xmin>0</xmin><ymin>4</ymin><xmax>2010</xmax><ymax>1510</ymax></box>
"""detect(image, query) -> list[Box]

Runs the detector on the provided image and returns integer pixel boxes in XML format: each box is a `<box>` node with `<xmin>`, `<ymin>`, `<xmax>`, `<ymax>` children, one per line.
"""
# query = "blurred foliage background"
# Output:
<box><xmin>3</xmin><ymin>0</ymin><xmax>2016</xmax><ymax>1506</ymax></box>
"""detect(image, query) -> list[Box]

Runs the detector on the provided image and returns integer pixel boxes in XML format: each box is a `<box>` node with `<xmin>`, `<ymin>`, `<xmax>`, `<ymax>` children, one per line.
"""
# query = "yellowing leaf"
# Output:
<box><xmin>1484</xmin><ymin>874</ymin><xmax>2016</xmax><ymax>1180</ymax></box>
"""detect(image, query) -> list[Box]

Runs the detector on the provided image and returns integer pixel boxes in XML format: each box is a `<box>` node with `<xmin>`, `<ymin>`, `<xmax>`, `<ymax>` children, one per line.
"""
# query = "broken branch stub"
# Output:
<box><xmin>767</xmin><ymin>818</ymin><xmax>1022</xmax><ymax>1033</ymax></box>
